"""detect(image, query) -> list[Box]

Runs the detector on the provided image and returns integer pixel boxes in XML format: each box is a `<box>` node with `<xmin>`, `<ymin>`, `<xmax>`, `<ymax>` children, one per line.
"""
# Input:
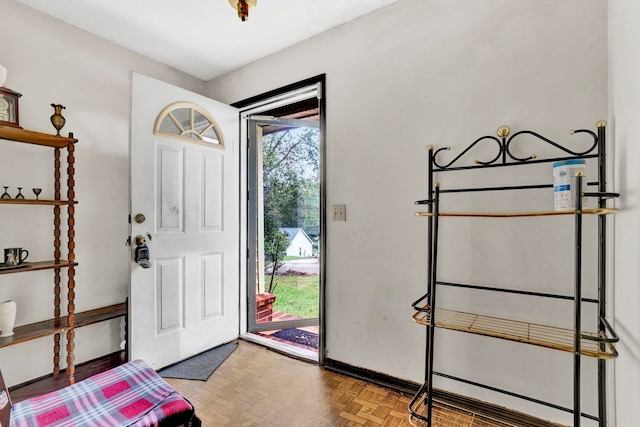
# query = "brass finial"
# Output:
<box><xmin>435</xmin><ymin>181</ymin><xmax>440</xmax><ymax>187</ymax></box>
<box><xmin>569</xmin><ymin>130</ymin><xmax>575</xmax><ymax>135</ymax></box>
<box><xmin>427</xmin><ymin>145</ymin><xmax>434</xmax><ymax>150</ymax></box>
<box><xmin>597</xmin><ymin>120</ymin><xmax>607</xmax><ymax>128</ymax></box>
<box><xmin>497</xmin><ymin>126</ymin><xmax>510</xmax><ymax>138</ymax></box>
<box><xmin>575</xmin><ymin>171</ymin><xmax>584</xmax><ymax>177</ymax></box>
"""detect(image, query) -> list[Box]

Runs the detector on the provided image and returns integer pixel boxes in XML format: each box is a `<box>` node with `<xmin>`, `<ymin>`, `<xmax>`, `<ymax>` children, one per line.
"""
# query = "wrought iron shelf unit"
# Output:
<box><xmin>409</xmin><ymin>122</ymin><xmax>619</xmax><ymax>427</ymax></box>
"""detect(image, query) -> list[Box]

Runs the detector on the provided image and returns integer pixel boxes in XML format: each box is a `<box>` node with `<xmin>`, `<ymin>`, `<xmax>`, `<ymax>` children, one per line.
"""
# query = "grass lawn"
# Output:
<box><xmin>271</xmin><ymin>275</ymin><xmax>319</xmax><ymax>318</ymax></box>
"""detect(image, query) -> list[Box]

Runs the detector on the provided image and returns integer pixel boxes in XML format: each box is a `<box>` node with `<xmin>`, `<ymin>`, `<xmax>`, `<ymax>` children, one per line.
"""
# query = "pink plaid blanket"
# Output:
<box><xmin>10</xmin><ymin>360</ymin><xmax>195</xmax><ymax>427</ymax></box>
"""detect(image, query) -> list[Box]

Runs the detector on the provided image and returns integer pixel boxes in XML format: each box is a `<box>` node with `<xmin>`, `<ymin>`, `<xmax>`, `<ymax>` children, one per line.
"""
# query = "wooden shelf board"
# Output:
<box><xmin>0</xmin><ymin>318</ymin><xmax>64</xmax><ymax>348</ymax></box>
<box><xmin>0</xmin><ymin>125</ymin><xmax>77</xmax><ymax>148</ymax></box>
<box><xmin>0</xmin><ymin>199</ymin><xmax>76</xmax><ymax>206</ymax></box>
<box><xmin>73</xmin><ymin>303</ymin><xmax>127</xmax><ymax>328</ymax></box>
<box><xmin>416</xmin><ymin>208</ymin><xmax>618</xmax><ymax>218</ymax></box>
<box><xmin>0</xmin><ymin>303</ymin><xmax>127</xmax><ymax>350</ymax></box>
<box><xmin>0</xmin><ymin>260</ymin><xmax>77</xmax><ymax>275</ymax></box>
<box><xmin>413</xmin><ymin>306</ymin><xmax>617</xmax><ymax>359</ymax></box>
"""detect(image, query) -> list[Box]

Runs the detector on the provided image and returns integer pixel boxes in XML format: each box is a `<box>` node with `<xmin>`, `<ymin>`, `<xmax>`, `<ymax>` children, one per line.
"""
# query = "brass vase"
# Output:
<box><xmin>50</xmin><ymin>103</ymin><xmax>66</xmax><ymax>136</ymax></box>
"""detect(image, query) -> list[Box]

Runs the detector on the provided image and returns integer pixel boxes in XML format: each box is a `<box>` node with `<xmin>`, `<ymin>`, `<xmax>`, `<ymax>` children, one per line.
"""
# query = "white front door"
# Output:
<box><xmin>129</xmin><ymin>72</ymin><xmax>239</xmax><ymax>369</ymax></box>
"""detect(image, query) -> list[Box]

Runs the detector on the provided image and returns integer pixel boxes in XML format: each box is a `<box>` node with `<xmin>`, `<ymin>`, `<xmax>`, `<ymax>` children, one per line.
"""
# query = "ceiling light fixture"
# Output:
<box><xmin>228</xmin><ymin>0</ymin><xmax>257</xmax><ymax>21</ymax></box>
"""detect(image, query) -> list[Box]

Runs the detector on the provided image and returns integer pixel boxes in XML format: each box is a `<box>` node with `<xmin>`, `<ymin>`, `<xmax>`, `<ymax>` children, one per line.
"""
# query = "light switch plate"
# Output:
<box><xmin>332</xmin><ymin>204</ymin><xmax>346</xmax><ymax>221</ymax></box>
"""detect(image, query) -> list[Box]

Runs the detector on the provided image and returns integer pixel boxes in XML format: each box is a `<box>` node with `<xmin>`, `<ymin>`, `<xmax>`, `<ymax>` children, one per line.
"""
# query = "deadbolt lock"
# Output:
<box><xmin>134</xmin><ymin>213</ymin><xmax>146</xmax><ymax>224</ymax></box>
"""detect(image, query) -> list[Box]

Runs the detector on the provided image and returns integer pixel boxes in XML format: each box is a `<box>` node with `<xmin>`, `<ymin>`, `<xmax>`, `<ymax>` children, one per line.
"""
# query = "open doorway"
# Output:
<box><xmin>235</xmin><ymin>77</ymin><xmax>325</xmax><ymax>362</ymax></box>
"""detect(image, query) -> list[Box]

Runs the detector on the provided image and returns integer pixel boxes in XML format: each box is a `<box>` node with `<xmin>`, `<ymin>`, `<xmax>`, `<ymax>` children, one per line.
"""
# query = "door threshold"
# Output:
<box><xmin>242</xmin><ymin>332</ymin><xmax>318</xmax><ymax>362</ymax></box>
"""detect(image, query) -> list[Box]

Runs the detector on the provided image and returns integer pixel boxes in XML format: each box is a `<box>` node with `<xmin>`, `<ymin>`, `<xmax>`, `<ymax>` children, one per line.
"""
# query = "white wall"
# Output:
<box><xmin>207</xmin><ymin>1</ymin><xmax>609</xmax><ymax>424</ymax></box>
<box><xmin>0</xmin><ymin>1</ymin><xmax>204</xmax><ymax>386</ymax></box>
<box><xmin>609</xmin><ymin>1</ymin><xmax>640</xmax><ymax>426</ymax></box>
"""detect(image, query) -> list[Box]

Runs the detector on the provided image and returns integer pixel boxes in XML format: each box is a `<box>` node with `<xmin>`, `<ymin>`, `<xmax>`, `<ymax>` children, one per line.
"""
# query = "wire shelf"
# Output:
<box><xmin>412</xmin><ymin>306</ymin><xmax>617</xmax><ymax>359</ymax></box>
<box><xmin>409</xmin><ymin>386</ymin><xmax>524</xmax><ymax>427</ymax></box>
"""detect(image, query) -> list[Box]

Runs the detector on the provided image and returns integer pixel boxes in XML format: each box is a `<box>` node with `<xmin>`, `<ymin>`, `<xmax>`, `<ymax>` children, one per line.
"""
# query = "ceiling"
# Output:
<box><xmin>19</xmin><ymin>0</ymin><xmax>398</xmax><ymax>81</ymax></box>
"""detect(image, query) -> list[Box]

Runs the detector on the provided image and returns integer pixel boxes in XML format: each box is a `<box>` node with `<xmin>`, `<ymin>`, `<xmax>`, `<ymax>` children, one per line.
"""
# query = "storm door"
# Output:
<box><xmin>247</xmin><ymin>117</ymin><xmax>320</xmax><ymax>335</ymax></box>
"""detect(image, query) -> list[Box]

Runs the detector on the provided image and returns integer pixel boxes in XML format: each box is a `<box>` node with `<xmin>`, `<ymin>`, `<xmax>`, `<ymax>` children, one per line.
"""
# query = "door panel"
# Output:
<box><xmin>202</xmin><ymin>154</ymin><xmax>223</xmax><ymax>231</ymax></box>
<box><xmin>157</xmin><ymin>144</ymin><xmax>184</xmax><ymax>232</ymax></box>
<box><xmin>156</xmin><ymin>257</ymin><xmax>184</xmax><ymax>332</ymax></box>
<box><xmin>130</xmin><ymin>72</ymin><xmax>239</xmax><ymax>369</ymax></box>
<box><xmin>202</xmin><ymin>253</ymin><xmax>223</xmax><ymax>317</ymax></box>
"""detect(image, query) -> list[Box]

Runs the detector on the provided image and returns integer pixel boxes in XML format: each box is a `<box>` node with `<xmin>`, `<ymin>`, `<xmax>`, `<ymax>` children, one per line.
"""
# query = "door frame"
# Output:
<box><xmin>232</xmin><ymin>75</ymin><xmax>326</xmax><ymax>364</ymax></box>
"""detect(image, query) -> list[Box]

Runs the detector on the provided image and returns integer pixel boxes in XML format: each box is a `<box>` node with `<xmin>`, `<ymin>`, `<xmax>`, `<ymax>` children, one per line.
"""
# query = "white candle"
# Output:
<box><xmin>0</xmin><ymin>300</ymin><xmax>17</xmax><ymax>337</ymax></box>
<box><xmin>0</xmin><ymin>64</ymin><xmax>6</xmax><ymax>87</ymax></box>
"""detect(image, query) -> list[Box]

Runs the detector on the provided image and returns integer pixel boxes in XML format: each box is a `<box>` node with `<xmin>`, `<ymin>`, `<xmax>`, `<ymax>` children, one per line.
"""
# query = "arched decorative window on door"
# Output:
<box><xmin>154</xmin><ymin>101</ymin><xmax>224</xmax><ymax>148</ymax></box>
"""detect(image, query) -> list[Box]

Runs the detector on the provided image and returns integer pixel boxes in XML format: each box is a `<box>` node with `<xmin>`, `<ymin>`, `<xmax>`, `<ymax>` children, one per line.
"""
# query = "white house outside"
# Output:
<box><xmin>280</xmin><ymin>227</ymin><xmax>313</xmax><ymax>257</ymax></box>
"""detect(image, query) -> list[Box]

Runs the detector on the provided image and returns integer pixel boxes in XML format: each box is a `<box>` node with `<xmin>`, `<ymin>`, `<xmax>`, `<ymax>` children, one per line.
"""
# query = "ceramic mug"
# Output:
<box><xmin>4</xmin><ymin>248</ymin><xmax>28</xmax><ymax>267</ymax></box>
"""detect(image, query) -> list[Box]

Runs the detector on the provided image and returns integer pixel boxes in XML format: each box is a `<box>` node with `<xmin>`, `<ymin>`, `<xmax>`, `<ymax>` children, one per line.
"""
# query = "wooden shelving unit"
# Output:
<box><xmin>0</xmin><ymin>125</ymin><xmax>126</xmax><ymax>385</ymax></box>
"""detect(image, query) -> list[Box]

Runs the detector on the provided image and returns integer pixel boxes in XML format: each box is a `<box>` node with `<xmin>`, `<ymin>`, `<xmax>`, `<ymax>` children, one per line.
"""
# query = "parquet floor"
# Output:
<box><xmin>165</xmin><ymin>340</ymin><xmax>517</xmax><ymax>427</ymax></box>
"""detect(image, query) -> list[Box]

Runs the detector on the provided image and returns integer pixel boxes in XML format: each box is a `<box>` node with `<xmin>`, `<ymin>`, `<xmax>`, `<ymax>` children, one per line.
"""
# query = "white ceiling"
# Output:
<box><xmin>19</xmin><ymin>0</ymin><xmax>398</xmax><ymax>81</ymax></box>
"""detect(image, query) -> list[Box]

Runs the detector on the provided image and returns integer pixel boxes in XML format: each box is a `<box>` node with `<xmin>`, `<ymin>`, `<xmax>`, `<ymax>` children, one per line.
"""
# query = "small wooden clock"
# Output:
<box><xmin>0</xmin><ymin>87</ymin><xmax>22</xmax><ymax>128</ymax></box>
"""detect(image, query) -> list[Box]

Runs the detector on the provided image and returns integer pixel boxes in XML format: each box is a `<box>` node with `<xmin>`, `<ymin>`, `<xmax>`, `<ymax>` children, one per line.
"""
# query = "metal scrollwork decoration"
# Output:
<box><xmin>432</xmin><ymin>123</ymin><xmax>600</xmax><ymax>170</ymax></box>
<box><xmin>432</xmin><ymin>135</ymin><xmax>503</xmax><ymax>169</ymax></box>
<box><xmin>506</xmin><ymin>128</ymin><xmax>598</xmax><ymax>162</ymax></box>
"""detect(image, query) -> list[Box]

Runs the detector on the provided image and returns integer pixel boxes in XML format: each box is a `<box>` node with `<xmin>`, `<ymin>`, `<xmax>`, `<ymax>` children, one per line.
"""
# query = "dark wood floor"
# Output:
<box><xmin>9</xmin><ymin>351</ymin><xmax>125</xmax><ymax>403</ymax></box>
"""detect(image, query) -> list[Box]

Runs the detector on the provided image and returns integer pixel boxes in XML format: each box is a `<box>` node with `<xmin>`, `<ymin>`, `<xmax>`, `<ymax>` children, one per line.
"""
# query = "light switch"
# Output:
<box><xmin>332</xmin><ymin>204</ymin><xmax>346</xmax><ymax>221</ymax></box>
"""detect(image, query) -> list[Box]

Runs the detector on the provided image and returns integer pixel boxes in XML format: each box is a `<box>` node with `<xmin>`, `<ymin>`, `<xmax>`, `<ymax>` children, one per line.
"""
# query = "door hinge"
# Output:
<box><xmin>125</xmin><ymin>236</ymin><xmax>131</xmax><ymax>247</ymax></box>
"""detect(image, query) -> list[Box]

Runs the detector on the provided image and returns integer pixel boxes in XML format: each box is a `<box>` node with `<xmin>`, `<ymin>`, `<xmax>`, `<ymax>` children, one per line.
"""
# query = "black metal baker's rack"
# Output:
<box><xmin>409</xmin><ymin>122</ymin><xmax>619</xmax><ymax>426</ymax></box>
